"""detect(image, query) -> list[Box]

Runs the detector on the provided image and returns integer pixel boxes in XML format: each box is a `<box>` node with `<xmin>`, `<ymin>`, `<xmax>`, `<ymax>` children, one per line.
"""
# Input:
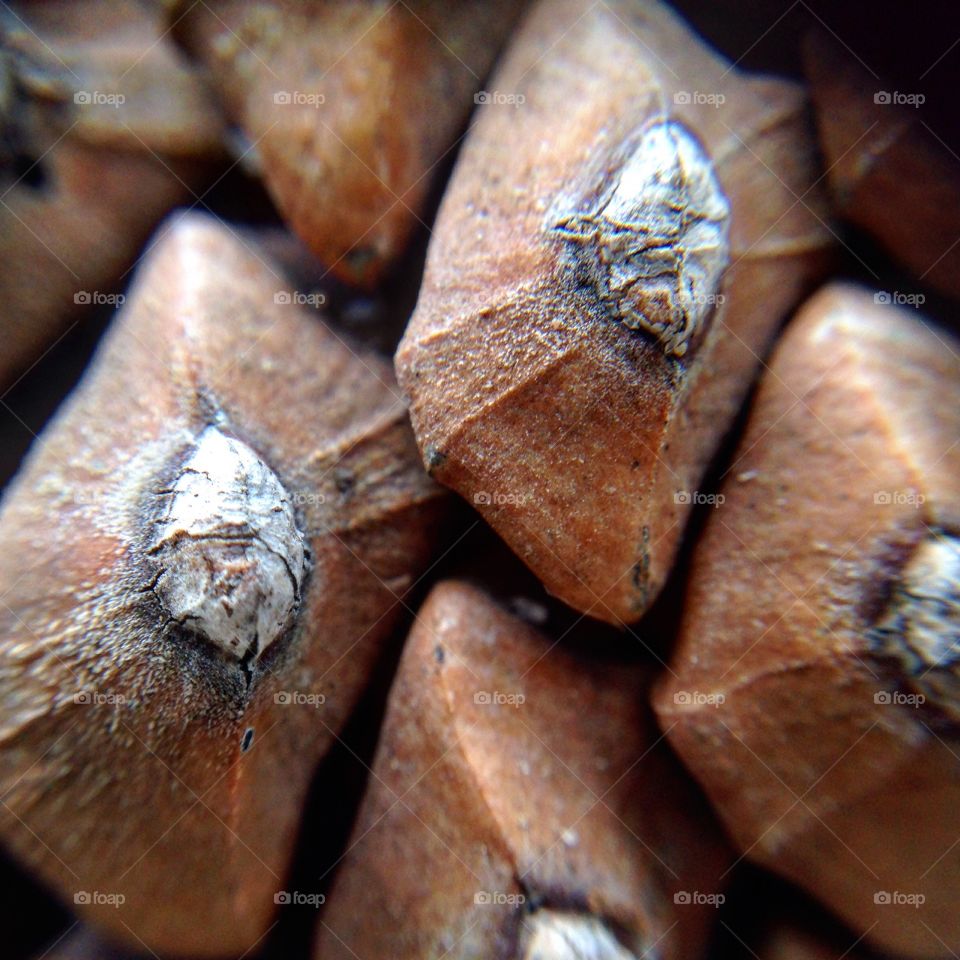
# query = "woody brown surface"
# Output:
<box><xmin>803</xmin><ymin>29</ymin><xmax>960</xmax><ymax>301</ymax></box>
<box><xmin>655</xmin><ymin>283</ymin><xmax>960</xmax><ymax>958</ymax></box>
<box><xmin>0</xmin><ymin>0</ymin><xmax>223</xmax><ymax>391</ymax></box>
<box><xmin>0</xmin><ymin>2</ymin><xmax>957</xmax><ymax>959</ymax></box>
<box><xmin>396</xmin><ymin>0</ymin><xmax>831</xmax><ymax>626</ymax></box>
<box><xmin>0</xmin><ymin>213</ymin><xmax>446</xmax><ymax>956</ymax></box>
<box><xmin>173</xmin><ymin>0</ymin><xmax>522</xmax><ymax>288</ymax></box>
<box><xmin>316</xmin><ymin>580</ymin><xmax>730</xmax><ymax>959</ymax></box>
